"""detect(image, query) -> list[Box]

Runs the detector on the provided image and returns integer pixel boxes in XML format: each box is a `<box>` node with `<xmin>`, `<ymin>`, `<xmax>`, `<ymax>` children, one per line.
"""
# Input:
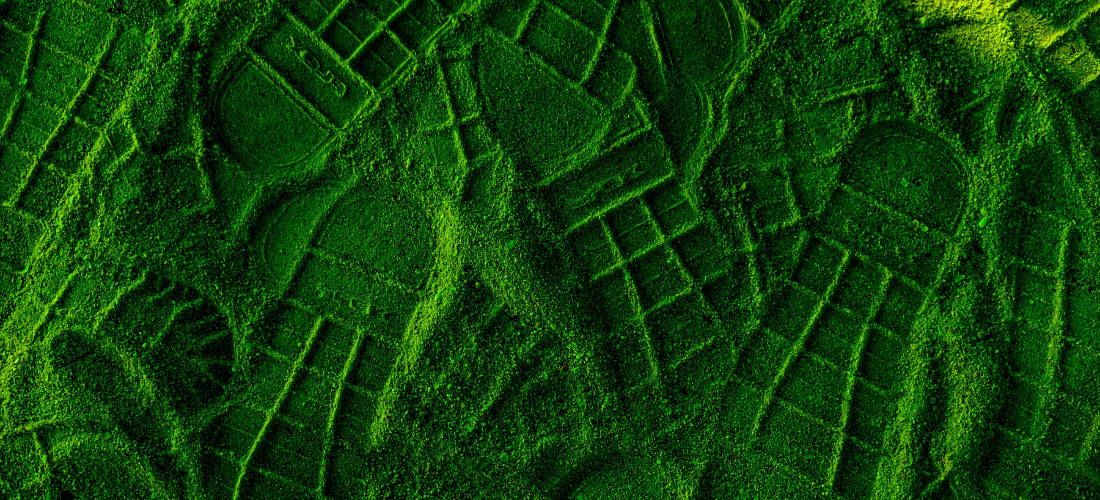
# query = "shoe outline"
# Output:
<box><xmin>200</xmin><ymin>35</ymin><xmax>507</xmax><ymax>497</ymax></box>
<box><xmin>0</xmin><ymin>2</ymin><xmax>143</xmax><ymax>291</ymax></box>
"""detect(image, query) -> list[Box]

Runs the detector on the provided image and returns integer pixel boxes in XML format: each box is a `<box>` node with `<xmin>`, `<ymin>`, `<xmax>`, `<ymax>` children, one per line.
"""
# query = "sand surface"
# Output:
<box><xmin>1</xmin><ymin>0</ymin><xmax>1099</xmax><ymax>498</ymax></box>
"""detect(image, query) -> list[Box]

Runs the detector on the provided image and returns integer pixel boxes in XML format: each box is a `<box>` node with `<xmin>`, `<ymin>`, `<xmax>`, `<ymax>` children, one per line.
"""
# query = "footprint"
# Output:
<box><xmin>48</xmin><ymin>272</ymin><xmax>233</xmax><ymax>498</ymax></box>
<box><xmin>611</xmin><ymin>0</ymin><xmax>748</xmax><ymax>166</ymax></box>
<box><xmin>479</xmin><ymin>0</ymin><xmax>632</xmax><ymax>180</ymax></box>
<box><xmin>201</xmin><ymin>173</ymin><xmax>435</xmax><ymax>498</ymax></box>
<box><xmin>722</xmin><ymin>119</ymin><xmax>968</xmax><ymax>498</ymax></box>
<box><xmin>1028</xmin><ymin>3</ymin><xmax>1100</xmax><ymax>136</ymax></box>
<box><xmin>982</xmin><ymin>137</ymin><xmax>1100</xmax><ymax>497</ymax></box>
<box><xmin>474</xmin><ymin>0</ymin><xmax>759</xmax><ymax>493</ymax></box>
<box><xmin>0</xmin><ymin>2</ymin><xmax>144</xmax><ymax>285</ymax></box>
<box><xmin>203</xmin><ymin>22</ymin><xmax>522</xmax><ymax>496</ymax></box>
<box><xmin>211</xmin><ymin>0</ymin><xmax>465</xmax><ymax>229</ymax></box>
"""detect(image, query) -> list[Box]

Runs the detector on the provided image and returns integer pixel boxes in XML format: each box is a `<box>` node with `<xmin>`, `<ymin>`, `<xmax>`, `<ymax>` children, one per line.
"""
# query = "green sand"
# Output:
<box><xmin>1</xmin><ymin>0</ymin><xmax>1099</xmax><ymax>498</ymax></box>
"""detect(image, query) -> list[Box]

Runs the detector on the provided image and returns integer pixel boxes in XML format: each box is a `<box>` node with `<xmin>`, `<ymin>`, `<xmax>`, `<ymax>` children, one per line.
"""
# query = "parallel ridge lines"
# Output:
<box><xmin>233</xmin><ymin>316</ymin><xmax>326</xmax><ymax>500</ymax></box>
<box><xmin>1002</xmin><ymin>199</ymin><xmax>1100</xmax><ymax>479</ymax></box>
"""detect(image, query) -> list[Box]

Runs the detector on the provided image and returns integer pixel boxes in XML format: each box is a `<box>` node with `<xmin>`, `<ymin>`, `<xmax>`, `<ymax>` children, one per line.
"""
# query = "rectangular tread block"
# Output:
<box><xmin>1015</xmin><ymin>265</ymin><xmax>1056</xmax><ymax>329</ymax></box>
<box><xmin>762</xmin><ymin>285</ymin><xmax>819</xmax><ymax>342</ymax></box>
<box><xmin>239</xmin><ymin>468</ymin><xmax>313</xmax><ymax>500</ymax></box>
<box><xmin>724</xmin><ymin>382</ymin><xmax>765</xmax><ymax>443</ymax></box>
<box><xmin>600</xmin><ymin>321</ymin><xmax>655</xmax><ymax>391</ymax></box>
<box><xmin>389</xmin><ymin>0</ymin><xmax>445</xmax><ymax>48</ymax></box>
<box><xmin>759</xmin><ymin>402</ymin><xmax>836</xmax><ymax>483</ymax></box>
<box><xmin>259</xmin><ymin>303</ymin><xmax>318</xmax><ymax>360</ymax></box>
<box><xmin>337</xmin><ymin>3</ymin><xmax>382</xmax><ymax>42</ymax></box>
<box><xmin>666</xmin><ymin>339</ymin><xmax>730</xmax><ymax>410</ymax></box>
<box><xmin>673</xmin><ymin>225</ymin><xmax>725</xmax><ymax>281</ymax></box>
<box><xmin>858</xmin><ymin>327</ymin><xmax>903</xmax><ymax>392</ymax></box>
<box><xmin>1010</xmin><ymin>324</ymin><xmax>1050</xmax><ymax>381</ymax></box>
<box><xmin>43</xmin><ymin>119</ymin><xmax>99</xmax><ymax>173</ymax></box>
<box><xmin>9</xmin><ymin>98</ymin><xmax>61</xmax><ymax>153</ymax></box>
<box><xmin>521</xmin><ymin>2</ymin><xmax>598</xmax><ymax>82</ymax></box>
<box><xmin>250</xmin><ymin>354</ymin><xmax>295</xmax><ymax>409</ymax></box>
<box><xmin>763</xmin><ymin>228</ymin><xmax>805</xmax><ymax>279</ymax></box>
<box><xmin>813</xmin><ymin>306</ymin><xmax>862</xmax><ymax>358</ymax></box>
<box><xmin>645</xmin><ymin>180</ymin><xmax>698</xmax><ymax>237</ymax></box>
<box><xmin>875</xmin><ymin>278</ymin><xmax>922</xmax><ymax>339</ymax></box>
<box><xmin>593</xmin><ymin>267</ymin><xmax>638</xmax><ymax>323</ymax></box>
<box><xmin>212</xmin><ymin>405</ymin><xmax>267</xmax><ymax>457</ymax></box>
<box><xmin>629</xmin><ymin>246</ymin><xmax>688</xmax><ymax>310</ymax></box>
<box><xmin>28</xmin><ymin>47</ymin><xmax>88</xmax><ymax>108</ymax></box>
<box><xmin>648</xmin><ymin>293</ymin><xmax>716</xmax><ymax>366</ymax></box>
<box><xmin>832</xmin><ymin>256</ymin><xmax>884</xmax><ymax>319</ymax></box>
<box><xmin>18</xmin><ymin>165</ymin><xmax>68</xmax><ymax>220</ymax></box>
<box><xmin>325</xmin><ymin>426</ymin><xmax>372</xmax><ymax>497</ymax></box>
<box><xmin>551</xmin><ymin>0</ymin><xmax>609</xmax><ymax>30</ymax></box>
<box><xmin>288</xmin><ymin>0</ymin><xmax>331</xmax><ymax>29</ymax></box>
<box><xmin>835</xmin><ymin>441</ymin><xmax>879</xmax><ymax>499</ymax></box>
<box><xmin>701</xmin><ymin>264</ymin><xmax>753</xmax><ymax>326</ymax></box>
<box><xmin>324</xmin><ymin>21</ymin><xmax>366</xmax><ymax>59</ymax></box>
<box><xmin>734</xmin><ymin>329</ymin><xmax>790</xmax><ymax>389</ymax></box>
<box><xmin>305</xmin><ymin>320</ymin><xmax>357</xmax><ymax>374</ymax></box>
<box><xmin>251</xmin><ymin>417</ymin><xmax>324</xmax><ymax>489</ymax></box>
<box><xmin>777</xmin><ymin>354</ymin><xmax>847</xmax><ymax>427</ymax></box>
<box><xmin>282</xmin><ymin>369</ymin><xmax>337</xmax><ymax>429</ymax></box>
<box><xmin>568</xmin><ymin>220</ymin><xmax>618</xmax><ymax>276</ymax></box>
<box><xmin>793</xmin><ymin>237</ymin><xmax>843</xmax><ymax>294</ymax></box>
<box><xmin>351</xmin><ymin>33</ymin><xmax>410</xmax><ymax>88</ymax></box>
<box><xmin>1000</xmin><ymin>376</ymin><xmax>1041</xmax><ymax>433</ymax></box>
<box><xmin>606</xmin><ymin>198</ymin><xmax>659</xmax><ymax>259</ymax></box>
<box><xmin>847</xmin><ymin>380</ymin><xmax>891</xmax><ymax>447</ymax></box>
<box><xmin>339</xmin><ymin>386</ymin><xmax>379</xmax><ymax>422</ymax></box>
<box><xmin>805</xmin><ymin>324</ymin><xmax>854</xmax><ymax>370</ymax></box>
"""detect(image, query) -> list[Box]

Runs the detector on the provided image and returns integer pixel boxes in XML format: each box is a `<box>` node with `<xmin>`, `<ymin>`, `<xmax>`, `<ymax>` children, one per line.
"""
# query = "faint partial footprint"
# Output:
<box><xmin>612</xmin><ymin>0</ymin><xmax>747</xmax><ymax>165</ymax></box>
<box><xmin>1033</xmin><ymin>2</ymin><xmax>1100</xmax><ymax>141</ymax></box>
<box><xmin>724</xmin><ymin>120</ymin><xmax>968</xmax><ymax>498</ymax></box>
<box><xmin>49</xmin><ymin>272</ymin><xmax>234</xmax><ymax>498</ymax></box>
<box><xmin>0</xmin><ymin>1</ymin><xmax>143</xmax><ymax>296</ymax></box>
<box><xmin>980</xmin><ymin>139</ymin><xmax>1100</xmax><ymax>497</ymax></box>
